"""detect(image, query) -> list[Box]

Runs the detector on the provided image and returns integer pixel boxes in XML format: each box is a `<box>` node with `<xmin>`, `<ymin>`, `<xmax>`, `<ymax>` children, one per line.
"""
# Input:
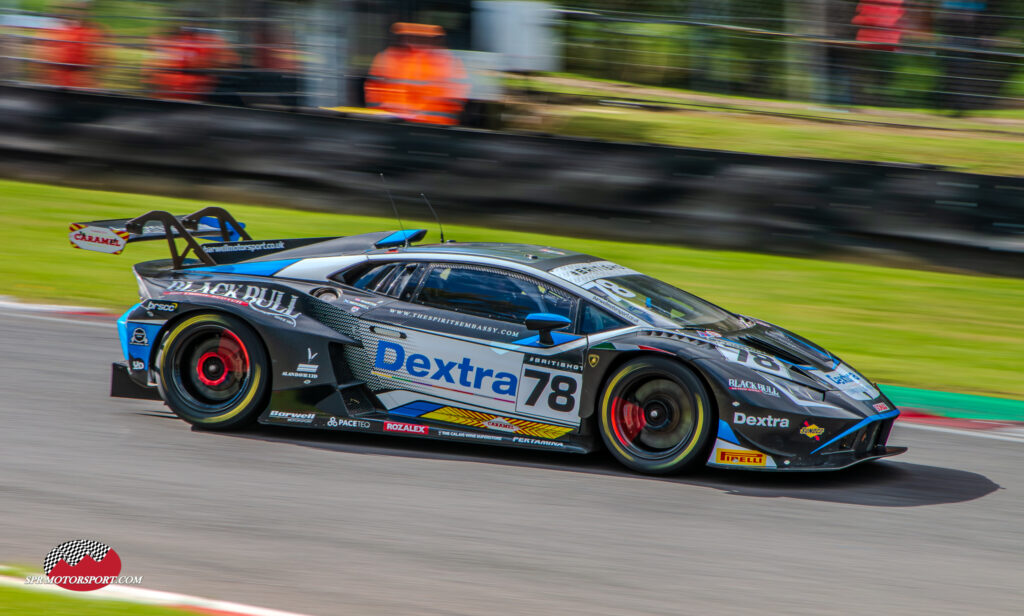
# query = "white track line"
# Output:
<box><xmin>0</xmin><ymin>574</ymin><xmax>314</xmax><ymax>616</ymax></box>
<box><xmin>0</xmin><ymin>310</ymin><xmax>114</xmax><ymax>328</ymax></box>
<box><xmin>0</xmin><ymin>296</ymin><xmax>100</xmax><ymax>313</ymax></box>
<box><xmin>899</xmin><ymin>421</ymin><xmax>1024</xmax><ymax>444</ymax></box>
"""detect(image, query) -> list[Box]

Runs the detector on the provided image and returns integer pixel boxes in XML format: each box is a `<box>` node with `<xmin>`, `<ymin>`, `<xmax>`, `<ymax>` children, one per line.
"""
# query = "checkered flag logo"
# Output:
<box><xmin>43</xmin><ymin>540</ymin><xmax>113</xmax><ymax>574</ymax></box>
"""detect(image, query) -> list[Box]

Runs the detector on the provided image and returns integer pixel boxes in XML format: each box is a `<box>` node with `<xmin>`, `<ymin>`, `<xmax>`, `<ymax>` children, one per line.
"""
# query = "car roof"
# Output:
<box><xmin>245</xmin><ymin>232</ymin><xmax>597</xmax><ymax>272</ymax></box>
<box><xmin>390</xmin><ymin>242</ymin><xmax>593</xmax><ymax>271</ymax></box>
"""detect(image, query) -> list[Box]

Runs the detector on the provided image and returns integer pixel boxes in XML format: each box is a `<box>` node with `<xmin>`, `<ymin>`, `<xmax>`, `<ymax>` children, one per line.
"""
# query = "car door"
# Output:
<box><xmin>354</xmin><ymin>261</ymin><xmax>588</xmax><ymax>432</ymax></box>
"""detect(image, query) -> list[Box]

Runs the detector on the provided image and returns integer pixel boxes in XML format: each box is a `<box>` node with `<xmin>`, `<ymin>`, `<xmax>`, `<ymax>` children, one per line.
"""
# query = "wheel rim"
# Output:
<box><xmin>611</xmin><ymin>376</ymin><xmax>697</xmax><ymax>459</ymax></box>
<box><xmin>171</xmin><ymin>325</ymin><xmax>251</xmax><ymax>412</ymax></box>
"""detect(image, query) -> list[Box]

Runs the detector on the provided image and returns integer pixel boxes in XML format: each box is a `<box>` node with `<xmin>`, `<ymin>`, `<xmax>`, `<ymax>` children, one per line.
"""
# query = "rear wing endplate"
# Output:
<box><xmin>69</xmin><ymin>207</ymin><xmax>251</xmax><ymax>269</ymax></box>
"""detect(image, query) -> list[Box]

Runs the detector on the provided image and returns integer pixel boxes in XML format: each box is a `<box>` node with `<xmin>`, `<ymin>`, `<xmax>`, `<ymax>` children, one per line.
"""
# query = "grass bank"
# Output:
<box><xmin>538</xmin><ymin>106</ymin><xmax>1024</xmax><ymax>176</ymax></box>
<box><xmin>2</xmin><ymin>179</ymin><xmax>1023</xmax><ymax>399</ymax></box>
<box><xmin>0</xmin><ymin>584</ymin><xmax>188</xmax><ymax>616</ymax></box>
<box><xmin>506</xmin><ymin>74</ymin><xmax>1024</xmax><ymax>176</ymax></box>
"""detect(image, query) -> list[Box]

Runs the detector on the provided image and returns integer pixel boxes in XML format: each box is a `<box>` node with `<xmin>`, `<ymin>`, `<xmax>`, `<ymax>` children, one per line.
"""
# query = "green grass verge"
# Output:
<box><xmin>507</xmin><ymin>72</ymin><xmax>1024</xmax><ymax>176</ymax></box>
<box><xmin>881</xmin><ymin>385</ymin><xmax>1024</xmax><ymax>422</ymax></box>
<box><xmin>0</xmin><ymin>584</ymin><xmax>188</xmax><ymax>616</ymax></box>
<box><xmin>3</xmin><ymin>179</ymin><xmax>1024</xmax><ymax>399</ymax></box>
<box><xmin>539</xmin><ymin>106</ymin><xmax>1024</xmax><ymax>177</ymax></box>
<box><xmin>513</xmin><ymin>72</ymin><xmax>1024</xmax><ymax>124</ymax></box>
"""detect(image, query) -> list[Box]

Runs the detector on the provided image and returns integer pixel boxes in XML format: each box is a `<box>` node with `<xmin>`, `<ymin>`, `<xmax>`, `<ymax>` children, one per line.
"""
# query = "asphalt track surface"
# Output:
<box><xmin>1</xmin><ymin>310</ymin><xmax>1021</xmax><ymax>616</ymax></box>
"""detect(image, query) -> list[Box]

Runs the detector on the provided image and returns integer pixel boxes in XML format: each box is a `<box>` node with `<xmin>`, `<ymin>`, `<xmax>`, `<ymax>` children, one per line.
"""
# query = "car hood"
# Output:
<box><xmin>676</xmin><ymin>318</ymin><xmax>882</xmax><ymax>402</ymax></box>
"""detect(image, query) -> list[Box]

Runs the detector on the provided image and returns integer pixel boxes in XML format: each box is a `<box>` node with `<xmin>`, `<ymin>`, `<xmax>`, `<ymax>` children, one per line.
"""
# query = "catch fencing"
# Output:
<box><xmin>2</xmin><ymin>1</ymin><xmax>1021</xmax><ymax>119</ymax></box>
<box><xmin>554</xmin><ymin>1</ymin><xmax>1024</xmax><ymax>112</ymax></box>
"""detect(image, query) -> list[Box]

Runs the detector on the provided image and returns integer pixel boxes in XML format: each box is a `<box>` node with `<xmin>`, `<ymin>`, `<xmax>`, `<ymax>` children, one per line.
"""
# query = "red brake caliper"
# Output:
<box><xmin>612</xmin><ymin>399</ymin><xmax>647</xmax><ymax>444</ymax></box>
<box><xmin>196</xmin><ymin>330</ymin><xmax>249</xmax><ymax>387</ymax></box>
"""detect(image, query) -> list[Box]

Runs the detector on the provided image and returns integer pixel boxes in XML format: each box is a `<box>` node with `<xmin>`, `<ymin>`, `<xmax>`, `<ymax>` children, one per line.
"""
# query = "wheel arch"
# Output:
<box><xmin>150</xmin><ymin>306</ymin><xmax>273</xmax><ymax>392</ymax></box>
<box><xmin>153</xmin><ymin>307</ymin><xmax>274</xmax><ymax>429</ymax></box>
<box><xmin>585</xmin><ymin>350</ymin><xmax>720</xmax><ymax>443</ymax></box>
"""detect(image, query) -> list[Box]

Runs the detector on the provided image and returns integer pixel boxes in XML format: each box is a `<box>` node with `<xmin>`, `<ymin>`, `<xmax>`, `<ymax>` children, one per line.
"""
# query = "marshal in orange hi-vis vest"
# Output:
<box><xmin>365</xmin><ymin>23</ymin><xmax>469</xmax><ymax>126</ymax></box>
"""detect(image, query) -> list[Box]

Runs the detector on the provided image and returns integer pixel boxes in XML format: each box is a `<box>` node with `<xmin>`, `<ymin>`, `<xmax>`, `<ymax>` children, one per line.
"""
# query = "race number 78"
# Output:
<box><xmin>716</xmin><ymin>346</ymin><xmax>788</xmax><ymax>376</ymax></box>
<box><xmin>523</xmin><ymin>369</ymin><xmax>577</xmax><ymax>412</ymax></box>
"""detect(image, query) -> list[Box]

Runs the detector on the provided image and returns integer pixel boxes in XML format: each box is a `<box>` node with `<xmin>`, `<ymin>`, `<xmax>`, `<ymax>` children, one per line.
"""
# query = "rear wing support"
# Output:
<box><xmin>126</xmin><ymin>207</ymin><xmax>252</xmax><ymax>269</ymax></box>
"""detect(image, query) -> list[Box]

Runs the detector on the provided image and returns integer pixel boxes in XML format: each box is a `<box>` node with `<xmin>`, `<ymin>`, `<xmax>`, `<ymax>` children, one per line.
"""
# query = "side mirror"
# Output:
<box><xmin>525</xmin><ymin>313</ymin><xmax>572</xmax><ymax>346</ymax></box>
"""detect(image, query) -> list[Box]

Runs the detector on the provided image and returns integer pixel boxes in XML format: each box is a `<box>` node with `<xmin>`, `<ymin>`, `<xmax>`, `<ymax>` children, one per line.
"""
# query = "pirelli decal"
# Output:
<box><xmin>421</xmin><ymin>406</ymin><xmax>573</xmax><ymax>440</ymax></box>
<box><xmin>716</xmin><ymin>448</ymin><xmax>767</xmax><ymax>467</ymax></box>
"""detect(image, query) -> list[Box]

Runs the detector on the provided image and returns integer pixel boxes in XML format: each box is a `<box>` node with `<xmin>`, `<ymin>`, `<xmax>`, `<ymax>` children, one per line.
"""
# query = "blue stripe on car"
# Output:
<box><xmin>197</xmin><ymin>216</ymin><xmax>246</xmax><ymax>241</ymax></box>
<box><xmin>375</xmin><ymin>229</ymin><xmax>427</xmax><ymax>248</ymax></box>
<box><xmin>189</xmin><ymin>259</ymin><xmax>299</xmax><ymax>277</ymax></box>
<box><xmin>513</xmin><ymin>331</ymin><xmax>582</xmax><ymax>347</ymax></box>
<box><xmin>388</xmin><ymin>401</ymin><xmax>444</xmax><ymax>417</ymax></box>
<box><xmin>717</xmin><ymin>419</ymin><xmax>741</xmax><ymax>445</ymax></box>
<box><xmin>810</xmin><ymin>409</ymin><xmax>900</xmax><ymax>454</ymax></box>
<box><xmin>784</xmin><ymin>332</ymin><xmax>839</xmax><ymax>369</ymax></box>
<box><xmin>116</xmin><ymin>303</ymin><xmax>140</xmax><ymax>362</ymax></box>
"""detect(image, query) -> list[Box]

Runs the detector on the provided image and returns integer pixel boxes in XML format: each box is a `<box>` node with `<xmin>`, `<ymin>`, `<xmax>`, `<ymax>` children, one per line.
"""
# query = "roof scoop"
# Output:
<box><xmin>374</xmin><ymin>229</ymin><xmax>428</xmax><ymax>248</ymax></box>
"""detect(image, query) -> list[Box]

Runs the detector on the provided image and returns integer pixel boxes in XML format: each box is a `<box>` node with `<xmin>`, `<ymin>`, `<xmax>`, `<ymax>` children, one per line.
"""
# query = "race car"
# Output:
<box><xmin>72</xmin><ymin>207</ymin><xmax>905</xmax><ymax>474</ymax></box>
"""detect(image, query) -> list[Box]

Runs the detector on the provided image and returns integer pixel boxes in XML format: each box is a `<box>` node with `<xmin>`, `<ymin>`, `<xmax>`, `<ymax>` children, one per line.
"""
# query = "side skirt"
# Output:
<box><xmin>257</xmin><ymin>411</ymin><xmax>593</xmax><ymax>455</ymax></box>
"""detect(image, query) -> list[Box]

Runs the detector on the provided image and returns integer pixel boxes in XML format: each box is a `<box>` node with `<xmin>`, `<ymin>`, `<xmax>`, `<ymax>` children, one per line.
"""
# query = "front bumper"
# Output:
<box><xmin>707</xmin><ymin>410</ymin><xmax>905</xmax><ymax>471</ymax></box>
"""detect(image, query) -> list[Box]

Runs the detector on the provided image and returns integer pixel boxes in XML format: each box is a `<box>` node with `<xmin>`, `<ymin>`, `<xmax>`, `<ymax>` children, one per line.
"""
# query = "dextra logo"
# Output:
<box><xmin>374</xmin><ymin>341</ymin><xmax>518</xmax><ymax>396</ymax></box>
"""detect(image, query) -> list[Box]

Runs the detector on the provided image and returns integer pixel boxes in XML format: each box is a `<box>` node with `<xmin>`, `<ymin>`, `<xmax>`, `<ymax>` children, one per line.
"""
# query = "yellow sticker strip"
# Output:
<box><xmin>422</xmin><ymin>406</ymin><xmax>573</xmax><ymax>440</ymax></box>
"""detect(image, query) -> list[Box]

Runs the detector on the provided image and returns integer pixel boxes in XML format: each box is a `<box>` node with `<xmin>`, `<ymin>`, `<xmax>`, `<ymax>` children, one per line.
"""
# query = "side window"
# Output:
<box><xmin>345</xmin><ymin>263</ymin><xmax>399</xmax><ymax>291</ymax></box>
<box><xmin>337</xmin><ymin>262</ymin><xmax>424</xmax><ymax>299</ymax></box>
<box><xmin>380</xmin><ymin>263</ymin><xmax>422</xmax><ymax>298</ymax></box>
<box><xmin>580</xmin><ymin>303</ymin><xmax>630</xmax><ymax>334</ymax></box>
<box><xmin>397</xmin><ymin>264</ymin><xmax>428</xmax><ymax>301</ymax></box>
<box><xmin>413</xmin><ymin>265</ymin><xmax>575</xmax><ymax>324</ymax></box>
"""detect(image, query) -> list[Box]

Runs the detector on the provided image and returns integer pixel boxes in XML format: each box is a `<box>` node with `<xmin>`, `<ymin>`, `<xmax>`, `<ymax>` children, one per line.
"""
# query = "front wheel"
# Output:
<box><xmin>598</xmin><ymin>357</ymin><xmax>714</xmax><ymax>474</ymax></box>
<box><xmin>156</xmin><ymin>312</ymin><xmax>270</xmax><ymax>430</ymax></box>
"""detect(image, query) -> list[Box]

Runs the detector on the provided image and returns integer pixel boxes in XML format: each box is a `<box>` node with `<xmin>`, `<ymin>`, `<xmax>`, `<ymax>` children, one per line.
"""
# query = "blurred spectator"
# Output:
<box><xmin>365</xmin><ymin>22</ymin><xmax>468</xmax><ymax>126</ymax></box>
<box><xmin>250</xmin><ymin>22</ymin><xmax>301</xmax><ymax>109</ymax></box>
<box><xmin>824</xmin><ymin>0</ymin><xmax>859</xmax><ymax>107</ymax></box>
<box><xmin>849</xmin><ymin>0</ymin><xmax>906</xmax><ymax>106</ymax></box>
<box><xmin>853</xmin><ymin>0</ymin><xmax>906</xmax><ymax>51</ymax></box>
<box><xmin>38</xmin><ymin>0</ymin><xmax>107</xmax><ymax>89</ymax></box>
<box><xmin>146</xmin><ymin>14</ymin><xmax>237</xmax><ymax>102</ymax></box>
<box><xmin>936</xmin><ymin>1</ymin><xmax>1014</xmax><ymax>113</ymax></box>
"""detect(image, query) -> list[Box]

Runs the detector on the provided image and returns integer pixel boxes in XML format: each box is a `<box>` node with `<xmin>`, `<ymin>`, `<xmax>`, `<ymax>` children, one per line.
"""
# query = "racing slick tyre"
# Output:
<box><xmin>598</xmin><ymin>357</ymin><xmax>714</xmax><ymax>474</ymax></box>
<box><xmin>156</xmin><ymin>312</ymin><xmax>270</xmax><ymax>430</ymax></box>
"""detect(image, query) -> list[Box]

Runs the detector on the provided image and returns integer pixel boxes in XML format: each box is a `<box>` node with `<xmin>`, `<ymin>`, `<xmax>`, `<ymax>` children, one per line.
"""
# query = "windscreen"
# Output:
<box><xmin>549</xmin><ymin>261</ymin><xmax>741</xmax><ymax>330</ymax></box>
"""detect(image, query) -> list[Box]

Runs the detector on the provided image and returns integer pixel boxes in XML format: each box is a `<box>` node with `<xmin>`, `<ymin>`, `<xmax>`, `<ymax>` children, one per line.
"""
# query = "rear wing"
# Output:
<box><xmin>69</xmin><ymin>207</ymin><xmax>251</xmax><ymax>269</ymax></box>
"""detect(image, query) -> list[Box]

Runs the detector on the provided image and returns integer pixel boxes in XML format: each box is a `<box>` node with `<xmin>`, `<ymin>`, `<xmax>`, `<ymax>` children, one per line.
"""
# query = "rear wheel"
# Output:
<box><xmin>598</xmin><ymin>357</ymin><xmax>714</xmax><ymax>474</ymax></box>
<box><xmin>156</xmin><ymin>313</ymin><xmax>269</xmax><ymax>430</ymax></box>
